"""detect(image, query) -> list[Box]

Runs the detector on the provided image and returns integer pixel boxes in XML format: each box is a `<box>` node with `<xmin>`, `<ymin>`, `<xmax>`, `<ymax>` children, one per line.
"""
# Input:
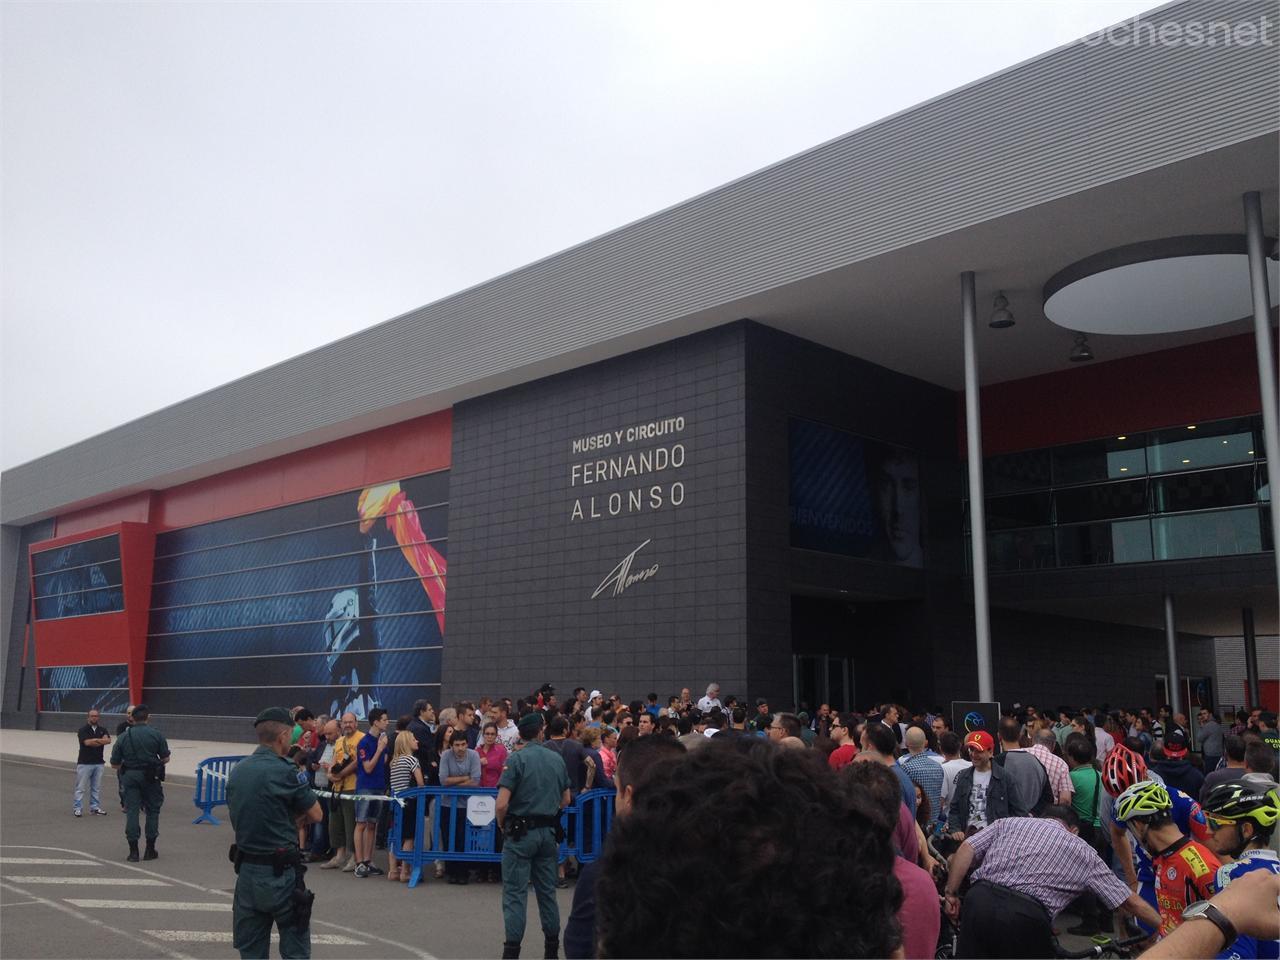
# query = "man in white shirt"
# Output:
<box><xmin>584</xmin><ymin>690</ymin><xmax>605</xmax><ymax>722</ymax></box>
<box><xmin>938</xmin><ymin>730</ymin><xmax>972</xmax><ymax>822</ymax></box>
<box><xmin>695</xmin><ymin>683</ymin><xmax>723</xmax><ymax>715</ymax></box>
<box><xmin>493</xmin><ymin>701</ymin><xmax>520</xmax><ymax>750</ymax></box>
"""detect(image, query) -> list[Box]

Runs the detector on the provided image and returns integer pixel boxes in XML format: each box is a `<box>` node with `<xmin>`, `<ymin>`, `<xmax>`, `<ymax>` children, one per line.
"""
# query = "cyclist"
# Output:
<box><xmin>1103</xmin><ymin>741</ymin><xmax>1211</xmax><ymax>932</ymax></box>
<box><xmin>1115</xmin><ymin>780</ymin><xmax>1221</xmax><ymax>939</ymax></box>
<box><xmin>1202</xmin><ymin>774</ymin><xmax>1280</xmax><ymax>960</ymax></box>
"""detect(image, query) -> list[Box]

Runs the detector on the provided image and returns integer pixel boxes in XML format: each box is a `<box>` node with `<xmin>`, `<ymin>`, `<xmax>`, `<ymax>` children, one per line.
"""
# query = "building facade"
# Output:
<box><xmin>3</xmin><ymin>0</ymin><xmax>1277</xmax><ymax>737</ymax></box>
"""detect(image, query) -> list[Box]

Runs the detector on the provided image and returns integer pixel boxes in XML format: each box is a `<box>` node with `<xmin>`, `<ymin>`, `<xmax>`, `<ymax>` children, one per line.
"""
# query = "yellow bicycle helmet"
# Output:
<box><xmin>1115</xmin><ymin>779</ymin><xmax>1172</xmax><ymax>821</ymax></box>
<box><xmin>1201</xmin><ymin>774</ymin><xmax>1280</xmax><ymax>829</ymax></box>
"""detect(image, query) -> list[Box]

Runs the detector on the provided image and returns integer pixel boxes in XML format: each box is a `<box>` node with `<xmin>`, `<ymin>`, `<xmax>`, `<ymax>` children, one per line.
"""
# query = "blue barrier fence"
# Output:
<box><xmin>388</xmin><ymin>786</ymin><xmax>616</xmax><ymax>888</ymax></box>
<box><xmin>192</xmin><ymin>754</ymin><xmax>619</xmax><ymax>878</ymax></box>
<box><xmin>192</xmin><ymin>755</ymin><xmax>248</xmax><ymax>825</ymax></box>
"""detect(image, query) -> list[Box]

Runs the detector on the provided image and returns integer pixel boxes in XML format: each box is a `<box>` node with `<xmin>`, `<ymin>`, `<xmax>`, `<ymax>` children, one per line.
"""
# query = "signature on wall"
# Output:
<box><xmin>591</xmin><ymin>539</ymin><xmax>660</xmax><ymax>599</ymax></box>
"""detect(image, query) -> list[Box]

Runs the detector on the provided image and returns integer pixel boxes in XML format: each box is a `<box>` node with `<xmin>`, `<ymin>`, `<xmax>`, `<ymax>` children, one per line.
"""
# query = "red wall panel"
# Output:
<box><xmin>963</xmin><ymin>333</ymin><xmax>1272</xmax><ymax>457</ymax></box>
<box><xmin>29</xmin><ymin>522</ymin><xmax>156</xmax><ymax>705</ymax></box>
<box><xmin>56</xmin><ymin>492</ymin><xmax>155</xmax><ymax>538</ymax></box>
<box><xmin>33</xmin><ymin>408</ymin><xmax>451</xmax><ymax>711</ymax></box>
<box><xmin>155</xmin><ymin>409</ymin><xmax>451</xmax><ymax>530</ymax></box>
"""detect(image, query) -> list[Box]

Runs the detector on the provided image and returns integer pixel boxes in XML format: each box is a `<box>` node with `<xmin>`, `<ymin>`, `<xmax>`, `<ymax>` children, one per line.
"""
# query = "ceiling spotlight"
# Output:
<box><xmin>1069</xmin><ymin>332</ymin><xmax>1094</xmax><ymax>362</ymax></box>
<box><xmin>989</xmin><ymin>291</ymin><xmax>1015</xmax><ymax>329</ymax></box>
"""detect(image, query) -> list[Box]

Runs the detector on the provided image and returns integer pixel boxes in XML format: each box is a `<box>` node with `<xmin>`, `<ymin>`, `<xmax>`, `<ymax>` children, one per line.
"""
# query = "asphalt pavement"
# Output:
<box><xmin>0</xmin><ymin>756</ymin><xmax>575</xmax><ymax>960</ymax></box>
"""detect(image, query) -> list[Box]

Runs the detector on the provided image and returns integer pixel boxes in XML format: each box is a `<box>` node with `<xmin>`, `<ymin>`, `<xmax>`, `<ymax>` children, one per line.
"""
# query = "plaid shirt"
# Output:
<box><xmin>898</xmin><ymin>751</ymin><xmax>945</xmax><ymax>815</ymax></box>
<box><xmin>968</xmin><ymin>816</ymin><xmax>1130</xmax><ymax>917</ymax></box>
<box><xmin>1019</xmin><ymin>744</ymin><xmax>1074</xmax><ymax>801</ymax></box>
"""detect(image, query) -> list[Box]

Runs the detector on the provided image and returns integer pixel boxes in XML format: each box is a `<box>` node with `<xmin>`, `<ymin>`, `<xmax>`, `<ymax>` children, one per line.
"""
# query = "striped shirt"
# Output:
<box><xmin>390</xmin><ymin>755</ymin><xmax>420</xmax><ymax>794</ymax></box>
<box><xmin>968</xmin><ymin>816</ymin><xmax>1131</xmax><ymax>917</ymax></box>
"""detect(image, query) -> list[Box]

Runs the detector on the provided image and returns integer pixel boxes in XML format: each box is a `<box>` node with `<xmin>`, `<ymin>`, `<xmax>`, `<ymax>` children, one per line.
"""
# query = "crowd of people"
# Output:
<box><xmin>254</xmin><ymin>688</ymin><xmax>1280</xmax><ymax>958</ymax></box>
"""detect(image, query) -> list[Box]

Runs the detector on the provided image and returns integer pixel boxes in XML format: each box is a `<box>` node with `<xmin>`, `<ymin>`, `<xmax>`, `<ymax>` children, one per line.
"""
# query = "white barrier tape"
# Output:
<box><xmin>198</xmin><ymin>765</ymin><xmax>404</xmax><ymax>806</ymax></box>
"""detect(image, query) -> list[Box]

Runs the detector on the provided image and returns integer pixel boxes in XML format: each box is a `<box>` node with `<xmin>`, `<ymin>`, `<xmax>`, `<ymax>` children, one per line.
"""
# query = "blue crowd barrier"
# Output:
<box><xmin>571</xmin><ymin>789</ymin><xmax>615</xmax><ymax>864</ymax></box>
<box><xmin>192</xmin><ymin>755</ymin><xmax>247</xmax><ymax>825</ymax></box>
<box><xmin>388</xmin><ymin>786</ymin><xmax>613</xmax><ymax>888</ymax></box>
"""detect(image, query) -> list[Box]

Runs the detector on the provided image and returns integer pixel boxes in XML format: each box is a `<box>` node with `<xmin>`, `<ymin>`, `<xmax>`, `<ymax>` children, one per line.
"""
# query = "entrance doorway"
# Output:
<box><xmin>793</xmin><ymin>654</ymin><xmax>854</xmax><ymax>714</ymax></box>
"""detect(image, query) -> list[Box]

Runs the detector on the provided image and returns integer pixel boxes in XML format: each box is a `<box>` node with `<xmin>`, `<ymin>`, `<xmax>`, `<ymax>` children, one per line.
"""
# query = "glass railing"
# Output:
<box><xmin>1151</xmin><ymin>505</ymin><xmax>1264</xmax><ymax>561</ymax></box>
<box><xmin>980</xmin><ymin>505</ymin><xmax>1269</xmax><ymax>572</ymax></box>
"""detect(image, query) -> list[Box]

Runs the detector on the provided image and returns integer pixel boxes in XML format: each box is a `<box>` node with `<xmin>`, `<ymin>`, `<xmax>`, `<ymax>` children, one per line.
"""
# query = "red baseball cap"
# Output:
<box><xmin>1163</xmin><ymin>730</ymin><xmax>1189</xmax><ymax>758</ymax></box>
<box><xmin>964</xmin><ymin>730</ymin><xmax>995</xmax><ymax>752</ymax></box>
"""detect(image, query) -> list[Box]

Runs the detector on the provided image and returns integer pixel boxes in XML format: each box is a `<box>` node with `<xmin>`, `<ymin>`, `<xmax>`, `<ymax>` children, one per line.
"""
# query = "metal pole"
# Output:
<box><xmin>1242</xmin><ymin>191</ymin><xmax>1280</xmax><ymax>592</ymax></box>
<box><xmin>1164</xmin><ymin>594</ymin><xmax>1182</xmax><ymax>717</ymax></box>
<box><xmin>963</xmin><ymin>271</ymin><xmax>995</xmax><ymax>702</ymax></box>
<box><xmin>1242</xmin><ymin>606</ymin><xmax>1260</xmax><ymax>710</ymax></box>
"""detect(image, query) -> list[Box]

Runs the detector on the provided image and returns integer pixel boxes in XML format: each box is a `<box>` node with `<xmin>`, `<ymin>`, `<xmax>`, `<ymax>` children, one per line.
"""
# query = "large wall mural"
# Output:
<box><xmin>144</xmin><ymin>471</ymin><xmax>448</xmax><ymax>719</ymax></box>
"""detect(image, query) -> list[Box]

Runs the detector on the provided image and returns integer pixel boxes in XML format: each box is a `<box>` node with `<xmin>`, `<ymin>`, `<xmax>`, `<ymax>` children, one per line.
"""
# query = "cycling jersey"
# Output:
<box><xmin>1112</xmin><ymin>777</ymin><xmax>1211</xmax><ymax>883</ymax></box>
<box><xmin>1213</xmin><ymin>849</ymin><xmax>1279</xmax><ymax>960</ymax></box>
<box><xmin>1150</xmin><ymin>835</ymin><xmax>1221</xmax><ymax>938</ymax></box>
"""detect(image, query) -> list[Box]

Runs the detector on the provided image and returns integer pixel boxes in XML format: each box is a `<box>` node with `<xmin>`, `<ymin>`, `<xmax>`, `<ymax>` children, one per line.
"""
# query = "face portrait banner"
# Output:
<box><xmin>788</xmin><ymin>418</ymin><xmax>923</xmax><ymax>567</ymax></box>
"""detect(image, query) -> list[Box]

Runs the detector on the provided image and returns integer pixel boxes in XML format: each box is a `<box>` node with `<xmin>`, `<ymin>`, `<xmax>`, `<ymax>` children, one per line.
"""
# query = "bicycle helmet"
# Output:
<box><xmin>1201</xmin><ymin>774</ymin><xmax>1280</xmax><ymax>829</ymax></box>
<box><xmin>1115</xmin><ymin>780</ymin><xmax>1172</xmax><ymax>822</ymax></box>
<box><xmin>1102</xmin><ymin>743</ymin><xmax>1147</xmax><ymax>798</ymax></box>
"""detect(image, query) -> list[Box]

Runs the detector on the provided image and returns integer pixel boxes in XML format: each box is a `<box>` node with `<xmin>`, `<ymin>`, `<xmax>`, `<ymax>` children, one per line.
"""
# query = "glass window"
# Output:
<box><xmin>1057</xmin><ymin>518</ymin><xmax>1153</xmax><ymax>567</ymax></box>
<box><xmin>985</xmin><ymin>492</ymin><xmax>1051</xmax><ymax>531</ymax></box>
<box><xmin>1151</xmin><ymin>466</ymin><xmax>1256</xmax><ymax>514</ymax></box>
<box><xmin>1151</xmin><ymin>506</ymin><xmax>1263</xmax><ymax>560</ymax></box>
<box><xmin>1258</xmin><ymin>461</ymin><xmax>1270</xmax><ymax>503</ymax></box>
<box><xmin>1052</xmin><ymin>436</ymin><xmax>1147</xmax><ymax>485</ymax></box>
<box><xmin>987</xmin><ymin>527</ymin><xmax>1055</xmax><ymax>571</ymax></box>
<box><xmin>1147</xmin><ymin>417</ymin><xmax>1257</xmax><ymax>474</ymax></box>
<box><xmin>984</xmin><ymin>450</ymin><xmax>1052</xmax><ymax>495</ymax></box>
<box><xmin>1055</xmin><ymin>479</ymin><xmax>1149</xmax><ymax>523</ymax></box>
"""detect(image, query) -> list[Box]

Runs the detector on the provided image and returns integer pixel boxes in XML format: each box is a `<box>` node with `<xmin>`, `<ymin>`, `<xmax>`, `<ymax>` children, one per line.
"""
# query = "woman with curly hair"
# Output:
<box><xmin>596</xmin><ymin>737</ymin><xmax>903</xmax><ymax>957</ymax></box>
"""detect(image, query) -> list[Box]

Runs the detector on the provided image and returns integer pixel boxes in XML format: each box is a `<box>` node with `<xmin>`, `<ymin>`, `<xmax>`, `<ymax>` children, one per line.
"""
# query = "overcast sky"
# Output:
<box><xmin>2</xmin><ymin>0</ymin><xmax>1157</xmax><ymax>471</ymax></box>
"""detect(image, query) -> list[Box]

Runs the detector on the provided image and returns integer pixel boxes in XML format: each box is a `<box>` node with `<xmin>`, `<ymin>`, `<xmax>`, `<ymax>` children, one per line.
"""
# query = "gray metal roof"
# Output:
<box><xmin>3</xmin><ymin>0</ymin><xmax>1278</xmax><ymax>526</ymax></box>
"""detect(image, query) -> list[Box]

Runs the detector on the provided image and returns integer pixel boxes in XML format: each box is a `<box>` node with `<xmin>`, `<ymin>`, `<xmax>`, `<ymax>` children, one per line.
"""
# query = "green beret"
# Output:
<box><xmin>254</xmin><ymin>707</ymin><xmax>293</xmax><ymax>727</ymax></box>
<box><xmin>517</xmin><ymin>712</ymin><xmax>544</xmax><ymax>738</ymax></box>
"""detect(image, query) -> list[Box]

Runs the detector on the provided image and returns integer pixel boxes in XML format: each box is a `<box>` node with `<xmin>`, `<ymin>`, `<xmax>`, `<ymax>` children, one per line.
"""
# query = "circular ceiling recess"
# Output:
<box><xmin>1043</xmin><ymin>235</ymin><xmax>1278</xmax><ymax>335</ymax></box>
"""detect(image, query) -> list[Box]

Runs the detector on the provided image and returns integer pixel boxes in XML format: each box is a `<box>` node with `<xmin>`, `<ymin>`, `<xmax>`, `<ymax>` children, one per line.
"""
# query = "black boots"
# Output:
<box><xmin>544</xmin><ymin>937</ymin><xmax>559</xmax><ymax>959</ymax></box>
<box><xmin>143</xmin><ymin>841</ymin><xmax>158</xmax><ymax>861</ymax></box>
<box><xmin>501</xmin><ymin>943</ymin><xmax>521</xmax><ymax>959</ymax></box>
<box><xmin>127</xmin><ymin>842</ymin><xmax>140</xmax><ymax>862</ymax></box>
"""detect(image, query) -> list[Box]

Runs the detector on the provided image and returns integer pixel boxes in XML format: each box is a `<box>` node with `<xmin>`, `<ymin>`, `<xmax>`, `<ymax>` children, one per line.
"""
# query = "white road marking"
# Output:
<box><xmin>1</xmin><ymin>844</ymin><xmax>435</xmax><ymax>959</ymax></box>
<box><xmin>67</xmin><ymin>899</ymin><xmax>231</xmax><ymax>911</ymax></box>
<box><xmin>0</xmin><ymin>857</ymin><xmax>97</xmax><ymax>865</ymax></box>
<box><xmin>0</xmin><ymin>756</ymin><xmax>194</xmax><ymax>788</ymax></box>
<box><xmin>0</xmin><ymin>880</ymin><xmax>195</xmax><ymax>960</ymax></box>
<box><xmin>7</xmin><ymin>875</ymin><xmax>168</xmax><ymax>885</ymax></box>
<box><xmin>0</xmin><ymin>899</ymin><xmax>41</xmax><ymax>907</ymax></box>
<box><xmin>145</xmin><ymin>930</ymin><xmax>366</xmax><ymax>945</ymax></box>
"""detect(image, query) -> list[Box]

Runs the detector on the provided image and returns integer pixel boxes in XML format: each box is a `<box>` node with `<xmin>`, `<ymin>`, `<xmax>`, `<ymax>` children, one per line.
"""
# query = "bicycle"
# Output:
<box><xmin>1052</xmin><ymin>932</ymin><xmax>1149</xmax><ymax>958</ymax></box>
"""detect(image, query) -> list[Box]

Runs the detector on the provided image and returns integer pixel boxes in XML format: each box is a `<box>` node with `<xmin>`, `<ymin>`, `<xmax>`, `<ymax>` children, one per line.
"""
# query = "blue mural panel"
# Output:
<box><xmin>31</xmin><ymin>535</ymin><xmax>125</xmax><ymax>620</ymax></box>
<box><xmin>145</xmin><ymin>472</ymin><xmax>448</xmax><ymax>720</ymax></box>
<box><xmin>38</xmin><ymin>664</ymin><xmax>130</xmax><ymax>714</ymax></box>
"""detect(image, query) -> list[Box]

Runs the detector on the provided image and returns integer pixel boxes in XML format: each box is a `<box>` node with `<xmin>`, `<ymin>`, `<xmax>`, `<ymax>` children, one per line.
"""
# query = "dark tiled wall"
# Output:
<box><xmin>743</xmin><ymin>323</ymin><xmax>961</xmax><ymax>707</ymax></box>
<box><xmin>444</xmin><ymin>325</ymin><xmax>748</xmax><ymax>704</ymax></box>
<box><xmin>2</xmin><ymin>519</ymin><xmax>54</xmax><ymax>727</ymax></box>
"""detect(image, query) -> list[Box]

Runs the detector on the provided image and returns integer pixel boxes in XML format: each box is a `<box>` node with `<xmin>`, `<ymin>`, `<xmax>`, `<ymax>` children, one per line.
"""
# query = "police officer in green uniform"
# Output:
<box><xmin>496</xmin><ymin>712</ymin><xmax>571</xmax><ymax>960</ymax></box>
<box><xmin>108</xmin><ymin>704</ymin><xmax>169</xmax><ymax>862</ymax></box>
<box><xmin>227</xmin><ymin>707</ymin><xmax>322</xmax><ymax>960</ymax></box>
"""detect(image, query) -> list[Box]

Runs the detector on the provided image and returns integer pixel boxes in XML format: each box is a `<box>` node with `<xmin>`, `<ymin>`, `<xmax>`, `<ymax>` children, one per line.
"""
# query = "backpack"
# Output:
<box><xmin>995</xmin><ymin>750</ymin><xmax>1054</xmax><ymax>815</ymax></box>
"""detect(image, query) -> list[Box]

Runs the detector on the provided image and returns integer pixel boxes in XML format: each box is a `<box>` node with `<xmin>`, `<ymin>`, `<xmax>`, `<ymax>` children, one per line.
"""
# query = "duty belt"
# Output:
<box><xmin>229</xmin><ymin>844</ymin><xmax>302</xmax><ymax>875</ymax></box>
<box><xmin>504</xmin><ymin>813</ymin><xmax>564</xmax><ymax>842</ymax></box>
<box><xmin>228</xmin><ymin>844</ymin><xmax>314</xmax><ymax>931</ymax></box>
